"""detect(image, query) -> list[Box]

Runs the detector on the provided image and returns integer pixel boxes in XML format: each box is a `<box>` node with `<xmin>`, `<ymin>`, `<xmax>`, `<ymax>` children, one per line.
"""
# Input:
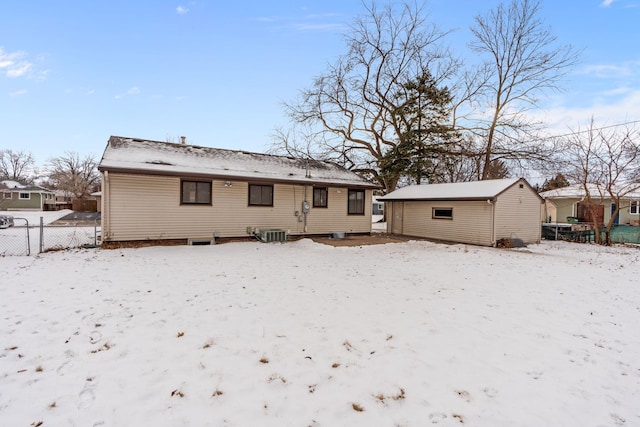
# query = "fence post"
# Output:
<box><xmin>39</xmin><ymin>216</ymin><xmax>44</xmax><ymax>253</ymax></box>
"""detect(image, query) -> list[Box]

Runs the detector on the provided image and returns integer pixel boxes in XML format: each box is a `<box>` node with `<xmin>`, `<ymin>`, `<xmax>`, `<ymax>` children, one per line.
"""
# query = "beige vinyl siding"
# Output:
<box><xmin>397</xmin><ymin>200</ymin><xmax>493</xmax><ymax>246</ymax></box>
<box><xmin>547</xmin><ymin>198</ymin><xmax>580</xmax><ymax>223</ymax></box>
<box><xmin>104</xmin><ymin>173</ymin><xmax>371</xmax><ymax>241</ymax></box>
<box><xmin>494</xmin><ymin>185</ymin><xmax>542</xmax><ymax>244</ymax></box>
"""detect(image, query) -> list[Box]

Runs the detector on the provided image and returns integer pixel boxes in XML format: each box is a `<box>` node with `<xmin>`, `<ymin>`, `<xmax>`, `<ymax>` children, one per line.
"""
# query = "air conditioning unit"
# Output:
<box><xmin>258</xmin><ymin>229</ymin><xmax>287</xmax><ymax>243</ymax></box>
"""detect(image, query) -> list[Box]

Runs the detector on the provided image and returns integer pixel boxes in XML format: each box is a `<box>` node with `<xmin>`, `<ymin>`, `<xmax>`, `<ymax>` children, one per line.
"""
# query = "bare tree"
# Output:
<box><xmin>279</xmin><ymin>1</ymin><xmax>458</xmax><ymax>192</ymax></box>
<box><xmin>46</xmin><ymin>152</ymin><xmax>100</xmax><ymax>198</ymax></box>
<box><xmin>0</xmin><ymin>149</ymin><xmax>36</xmax><ymax>183</ymax></box>
<box><xmin>562</xmin><ymin>120</ymin><xmax>640</xmax><ymax>245</ymax></box>
<box><xmin>466</xmin><ymin>0</ymin><xmax>580</xmax><ymax>180</ymax></box>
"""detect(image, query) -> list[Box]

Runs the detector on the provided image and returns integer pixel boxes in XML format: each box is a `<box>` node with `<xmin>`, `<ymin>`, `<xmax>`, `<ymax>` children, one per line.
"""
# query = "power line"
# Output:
<box><xmin>537</xmin><ymin>119</ymin><xmax>640</xmax><ymax>141</ymax></box>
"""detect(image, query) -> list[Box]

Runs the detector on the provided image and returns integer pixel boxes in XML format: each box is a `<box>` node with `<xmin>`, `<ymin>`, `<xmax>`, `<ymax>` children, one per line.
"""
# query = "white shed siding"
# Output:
<box><xmin>395</xmin><ymin>200</ymin><xmax>493</xmax><ymax>246</ymax></box>
<box><xmin>494</xmin><ymin>184</ymin><xmax>542</xmax><ymax>243</ymax></box>
<box><xmin>104</xmin><ymin>173</ymin><xmax>371</xmax><ymax>241</ymax></box>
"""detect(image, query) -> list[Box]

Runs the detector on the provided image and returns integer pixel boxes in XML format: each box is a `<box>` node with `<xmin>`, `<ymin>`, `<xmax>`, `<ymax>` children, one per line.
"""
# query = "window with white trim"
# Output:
<box><xmin>631</xmin><ymin>201</ymin><xmax>639</xmax><ymax>215</ymax></box>
<box><xmin>432</xmin><ymin>207</ymin><xmax>453</xmax><ymax>219</ymax></box>
<box><xmin>2</xmin><ymin>192</ymin><xmax>11</xmax><ymax>199</ymax></box>
<box><xmin>19</xmin><ymin>192</ymin><xmax>30</xmax><ymax>200</ymax></box>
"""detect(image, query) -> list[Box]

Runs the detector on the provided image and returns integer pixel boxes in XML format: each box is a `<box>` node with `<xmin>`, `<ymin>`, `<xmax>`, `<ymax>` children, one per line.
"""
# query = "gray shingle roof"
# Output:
<box><xmin>98</xmin><ymin>136</ymin><xmax>377</xmax><ymax>188</ymax></box>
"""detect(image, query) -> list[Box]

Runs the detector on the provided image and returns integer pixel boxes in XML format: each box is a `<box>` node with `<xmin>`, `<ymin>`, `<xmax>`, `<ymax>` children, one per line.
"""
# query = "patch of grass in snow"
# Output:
<box><xmin>202</xmin><ymin>339</ymin><xmax>214</xmax><ymax>349</ymax></box>
<box><xmin>331</xmin><ymin>362</ymin><xmax>340</xmax><ymax>368</ymax></box>
<box><xmin>90</xmin><ymin>342</ymin><xmax>111</xmax><ymax>353</ymax></box>
<box><xmin>259</xmin><ymin>357</ymin><xmax>269</xmax><ymax>364</ymax></box>
<box><xmin>35</xmin><ymin>365</ymin><xmax>43</xmax><ymax>372</ymax></box>
<box><xmin>171</xmin><ymin>389</ymin><xmax>185</xmax><ymax>398</ymax></box>
<box><xmin>343</xmin><ymin>340</ymin><xmax>353</xmax><ymax>351</ymax></box>
<box><xmin>352</xmin><ymin>403</ymin><xmax>365</xmax><ymax>412</ymax></box>
<box><xmin>267</xmin><ymin>373</ymin><xmax>286</xmax><ymax>384</ymax></box>
<box><xmin>374</xmin><ymin>388</ymin><xmax>406</xmax><ymax>403</ymax></box>
<box><xmin>452</xmin><ymin>413</ymin><xmax>465</xmax><ymax>423</ymax></box>
<box><xmin>48</xmin><ymin>401</ymin><xmax>56</xmax><ymax>409</ymax></box>
<box><xmin>30</xmin><ymin>421</ymin><xmax>43</xmax><ymax>427</ymax></box>
<box><xmin>176</xmin><ymin>331</ymin><xmax>184</xmax><ymax>337</ymax></box>
<box><xmin>212</xmin><ymin>389</ymin><xmax>224</xmax><ymax>397</ymax></box>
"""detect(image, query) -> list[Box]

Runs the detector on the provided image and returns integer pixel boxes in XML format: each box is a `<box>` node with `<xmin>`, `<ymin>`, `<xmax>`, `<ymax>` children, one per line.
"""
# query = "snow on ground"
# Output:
<box><xmin>0</xmin><ymin>211</ymin><xmax>97</xmax><ymax>256</ymax></box>
<box><xmin>1</xmin><ymin>240</ymin><xmax>639</xmax><ymax>426</ymax></box>
<box><xmin>3</xmin><ymin>209</ymin><xmax>73</xmax><ymax>226</ymax></box>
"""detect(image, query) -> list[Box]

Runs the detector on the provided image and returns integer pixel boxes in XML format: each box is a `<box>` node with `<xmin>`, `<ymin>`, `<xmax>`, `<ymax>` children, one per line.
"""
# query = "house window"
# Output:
<box><xmin>181</xmin><ymin>180</ymin><xmax>212</xmax><ymax>205</ymax></box>
<box><xmin>2</xmin><ymin>192</ymin><xmax>11</xmax><ymax>199</ymax></box>
<box><xmin>348</xmin><ymin>189</ymin><xmax>365</xmax><ymax>215</ymax></box>
<box><xmin>313</xmin><ymin>187</ymin><xmax>328</xmax><ymax>208</ymax></box>
<box><xmin>631</xmin><ymin>201</ymin><xmax>639</xmax><ymax>215</ymax></box>
<box><xmin>249</xmin><ymin>184</ymin><xmax>273</xmax><ymax>206</ymax></box>
<box><xmin>432</xmin><ymin>207</ymin><xmax>453</xmax><ymax>219</ymax></box>
<box><xmin>19</xmin><ymin>192</ymin><xmax>30</xmax><ymax>200</ymax></box>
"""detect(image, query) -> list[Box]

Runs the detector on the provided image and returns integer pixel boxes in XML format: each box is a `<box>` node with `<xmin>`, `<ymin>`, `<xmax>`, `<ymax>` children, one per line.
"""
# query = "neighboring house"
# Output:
<box><xmin>98</xmin><ymin>136</ymin><xmax>379</xmax><ymax>243</ymax></box>
<box><xmin>372</xmin><ymin>196</ymin><xmax>385</xmax><ymax>215</ymax></box>
<box><xmin>91</xmin><ymin>191</ymin><xmax>102</xmax><ymax>212</ymax></box>
<box><xmin>380</xmin><ymin>178</ymin><xmax>542</xmax><ymax>247</ymax></box>
<box><xmin>0</xmin><ymin>180</ymin><xmax>56</xmax><ymax>211</ymax></box>
<box><xmin>53</xmin><ymin>189</ymin><xmax>74</xmax><ymax>210</ymax></box>
<box><xmin>540</xmin><ymin>184</ymin><xmax>640</xmax><ymax>226</ymax></box>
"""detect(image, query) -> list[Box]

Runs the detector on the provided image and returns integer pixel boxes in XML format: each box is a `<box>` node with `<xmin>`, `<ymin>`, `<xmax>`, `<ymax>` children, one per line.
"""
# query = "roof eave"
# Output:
<box><xmin>98</xmin><ymin>165</ymin><xmax>379</xmax><ymax>189</ymax></box>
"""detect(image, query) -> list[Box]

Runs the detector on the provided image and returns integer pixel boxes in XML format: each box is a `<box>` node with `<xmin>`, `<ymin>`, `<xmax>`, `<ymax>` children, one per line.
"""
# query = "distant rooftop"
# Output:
<box><xmin>540</xmin><ymin>183</ymin><xmax>640</xmax><ymax>199</ymax></box>
<box><xmin>98</xmin><ymin>136</ymin><xmax>377</xmax><ymax>188</ymax></box>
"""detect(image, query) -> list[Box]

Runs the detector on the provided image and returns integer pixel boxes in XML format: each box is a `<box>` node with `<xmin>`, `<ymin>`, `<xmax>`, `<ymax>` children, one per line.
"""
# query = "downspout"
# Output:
<box><xmin>488</xmin><ymin>198</ymin><xmax>496</xmax><ymax>247</ymax></box>
<box><xmin>303</xmin><ymin>184</ymin><xmax>308</xmax><ymax>233</ymax></box>
<box><xmin>103</xmin><ymin>171</ymin><xmax>109</xmax><ymax>240</ymax></box>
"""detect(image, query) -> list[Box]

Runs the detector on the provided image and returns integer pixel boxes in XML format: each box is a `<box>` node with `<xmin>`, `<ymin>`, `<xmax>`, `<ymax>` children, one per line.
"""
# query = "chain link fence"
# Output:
<box><xmin>0</xmin><ymin>217</ymin><xmax>100</xmax><ymax>256</ymax></box>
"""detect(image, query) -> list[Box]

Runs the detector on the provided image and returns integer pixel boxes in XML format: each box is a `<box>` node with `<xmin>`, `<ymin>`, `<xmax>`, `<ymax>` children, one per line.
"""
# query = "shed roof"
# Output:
<box><xmin>98</xmin><ymin>136</ymin><xmax>377</xmax><ymax>188</ymax></box>
<box><xmin>380</xmin><ymin>178</ymin><xmax>532</xmax><ymax>201</ymax></box>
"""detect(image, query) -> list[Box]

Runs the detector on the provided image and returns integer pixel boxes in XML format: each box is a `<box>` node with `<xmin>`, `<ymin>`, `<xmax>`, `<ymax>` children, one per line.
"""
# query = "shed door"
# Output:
<box><xmin>391</xmin><ymin>202</ymin><xmax>403</xmax><ymax>235</ymax></box>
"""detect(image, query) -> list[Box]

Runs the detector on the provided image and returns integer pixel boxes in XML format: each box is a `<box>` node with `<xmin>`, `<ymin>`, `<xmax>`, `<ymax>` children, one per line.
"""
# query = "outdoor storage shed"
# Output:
<box><xmin>380</xmin><ymin>178</ymin><xmax>543</xmax><ymax>247</ymax></box>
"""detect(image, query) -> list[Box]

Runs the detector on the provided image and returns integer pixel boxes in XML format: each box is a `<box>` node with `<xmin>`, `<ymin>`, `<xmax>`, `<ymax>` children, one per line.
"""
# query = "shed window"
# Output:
<box><xmin>181</xmin><ymin>180</ymin><xmax>212</xmax><ymax>205</ymax></box>
<box><xmin>249</xmin><ymin>184</ymin><xmax>273</xmax><ymax>206</ymax></box>
<box><xmin>313</xmin><ymin>187</ymin><xmax>328</xmax><ymax>208</ymax></box>
<box><xmin>631</xmin><ymin>201</ymin><xmax>639</xmax><ymax>215</ymax></box>
<box><xmin>19</xmin><ymin>192</ymin><xmax>30</xmax><ymax>200</ymax></box>
<box><xmin>432</xmin><ymin>207</ymin><xmax>453</xmax><ymax>219</ymax></box>
<box><xmin>348</xmin><ymin>189</ymin><xmax>365</xmax><ymax>215</ymax></box>
<box><xmin>3</xmin><ymin>192</ymin><xmax>11</xmax><ymax>199</ymax></box>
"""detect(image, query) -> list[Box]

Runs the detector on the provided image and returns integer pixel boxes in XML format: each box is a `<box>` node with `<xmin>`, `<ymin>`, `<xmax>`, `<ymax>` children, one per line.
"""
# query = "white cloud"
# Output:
<box><xmin>115</xmin><ymin>86</ymin><xmax>141</xmax><ymax>99</ymax></box>
<box><xmin>530</xmin><ymin>89</ymin><xmax>640</xmax><ymax>136</ymax></box>
<box><xmin>582</xmin><ymin>63</ymin><xmax>632</xmax><ymax>79</ymax></box>
<box><xmin>600</xmin><ymin>0</ymin><xmax>615</xmax><ymax>6</ymax></box>
<box><xmin>0</xmin><ymin>47</ymin><xmax>33</xmax><ymax>78</ymax></box>
<box><xmin>176</xmin><ymin>5</ymin><xmax>189</xmax><ymax>14</ymax></box>
<box><xmin>9</xmin><ymin>89</ymin><xmax>28</xmax><ymax>97</ymax></box>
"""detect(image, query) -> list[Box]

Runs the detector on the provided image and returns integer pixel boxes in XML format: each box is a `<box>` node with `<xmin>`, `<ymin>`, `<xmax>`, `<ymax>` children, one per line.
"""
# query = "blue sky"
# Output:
<box><xmin>1</xmin><ymin>0</ymin><xmax>638</xmax><ymax>166</ymax></box>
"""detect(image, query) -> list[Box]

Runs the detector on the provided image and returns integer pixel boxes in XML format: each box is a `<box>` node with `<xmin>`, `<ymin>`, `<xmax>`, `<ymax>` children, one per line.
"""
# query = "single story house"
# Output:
<box><xmin>97</xmin><ymin>136</ymin><xmax>379</xmax><ymax>244</ymax></box>
<box><xmin>0</xmin><ymin>180</ymin><xmax>56</xmax><ymax>211</ymax></box>
<box><xmin>380</xmin><ymin>178</ymin><xmax>542</xmax><ymax>247</ymax></box>
<box><xmin>540</xmin><ymin>183</ymin><xmax>640</xmax><ymax>226</ymax></box>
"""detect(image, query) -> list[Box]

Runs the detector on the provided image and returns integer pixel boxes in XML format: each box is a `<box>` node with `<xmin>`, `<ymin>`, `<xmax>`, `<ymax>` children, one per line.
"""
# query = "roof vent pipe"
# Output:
<box><xmin>180</xmin><ymin>136</ymin><xmax>186</xmax><ymax>145</ymax></box>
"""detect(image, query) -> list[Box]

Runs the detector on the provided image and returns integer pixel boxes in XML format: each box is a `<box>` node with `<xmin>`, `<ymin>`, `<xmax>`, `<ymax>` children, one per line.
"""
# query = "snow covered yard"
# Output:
<box><xmin>1</xmin><ymin>239</ymin><xmax>639</xmax><ymax>426</ymax></box>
